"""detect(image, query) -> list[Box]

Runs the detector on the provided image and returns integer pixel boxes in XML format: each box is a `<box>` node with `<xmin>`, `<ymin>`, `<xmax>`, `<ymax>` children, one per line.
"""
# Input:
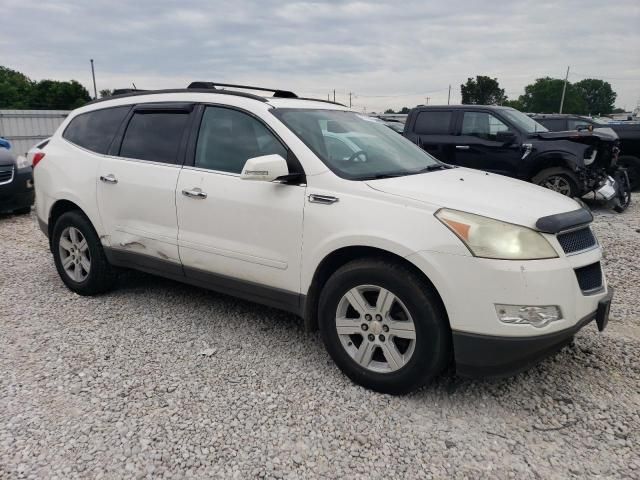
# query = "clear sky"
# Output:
<box><xmin>2</xmin><ymin>0</ymin><xmax>639</xmax><ymax>112</ymax></box>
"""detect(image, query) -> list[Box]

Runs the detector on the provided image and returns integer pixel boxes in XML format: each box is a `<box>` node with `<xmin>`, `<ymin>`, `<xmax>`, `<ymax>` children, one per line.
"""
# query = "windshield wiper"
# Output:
<box><xmin>359</xmin><ymin>171</ymin><xmax>408</xmax><ymax>180</ymax></box>
<box><xmin>412</xmin><ymin>164</ymin><xmax>448</xmax><ymax>174</ymax></box>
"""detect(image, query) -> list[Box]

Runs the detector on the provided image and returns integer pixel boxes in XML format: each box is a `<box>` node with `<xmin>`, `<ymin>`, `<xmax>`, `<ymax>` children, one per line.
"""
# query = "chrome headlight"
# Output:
<box><xmin>435</xmin><ymin>209</ymin><xmax>558</xmax><ymax>260</ymax></box>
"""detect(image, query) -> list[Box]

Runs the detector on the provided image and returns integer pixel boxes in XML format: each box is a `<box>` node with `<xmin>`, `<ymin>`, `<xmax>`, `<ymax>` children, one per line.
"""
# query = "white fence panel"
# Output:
<box><xmin>0</xmin><ymin>110</ymin><xmax>70</xmax><ymax>156</ymax></box>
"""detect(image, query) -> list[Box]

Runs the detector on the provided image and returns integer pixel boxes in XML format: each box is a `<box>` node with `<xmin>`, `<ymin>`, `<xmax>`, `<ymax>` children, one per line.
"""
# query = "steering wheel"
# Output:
<box><xmin>347</xmin><ymin>150</ymin><xmax>368</xmax><ymax>163</ymax></box>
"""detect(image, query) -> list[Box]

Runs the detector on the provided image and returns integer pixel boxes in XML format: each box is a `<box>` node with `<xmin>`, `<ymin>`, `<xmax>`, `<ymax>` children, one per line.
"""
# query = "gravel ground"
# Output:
<box><xmin>1</xmin><ymin>196</ymin><xmax>639</xmax><ymax>479</ymax></box>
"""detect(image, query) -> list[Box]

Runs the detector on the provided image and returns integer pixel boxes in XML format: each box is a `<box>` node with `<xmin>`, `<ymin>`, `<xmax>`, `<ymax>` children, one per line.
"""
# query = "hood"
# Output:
<box><xmin>366</xmin><ymin>167</ymin><xmax>581</xmax><ymax>230</ymax></box>
<box><xmin>534</xmin><ymin>129</ymin><xmax>618</xmax><ymax>143</ymax></box>
<box><xmin>0</xmin><ymin>149</ymin><xmax>15</xmax><ymax>167</ymax></box>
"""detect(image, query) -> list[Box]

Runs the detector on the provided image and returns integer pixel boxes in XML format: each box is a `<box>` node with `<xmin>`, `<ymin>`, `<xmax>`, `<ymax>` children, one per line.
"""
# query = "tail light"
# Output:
<box><xmin>32</xmin><ymin>152</ymin><xmax>45</xmax><ymax>168</ymax></box>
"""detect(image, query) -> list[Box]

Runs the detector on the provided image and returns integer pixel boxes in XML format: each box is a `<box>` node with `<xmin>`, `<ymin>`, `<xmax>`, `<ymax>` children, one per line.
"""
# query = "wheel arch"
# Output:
<box><xmin>47</xmin><ymin>199</ymin><xmax>97</xmax><ymax>249</ymax></box>
<box><xmin>302</xmin><ymin>245</ymin><xmax>448</xmax><ymax>332</ymax></box>
<box><xmin>528</xmin><ymin>152</ymin><xmax>579</xmax><ymax>178</ymax></box>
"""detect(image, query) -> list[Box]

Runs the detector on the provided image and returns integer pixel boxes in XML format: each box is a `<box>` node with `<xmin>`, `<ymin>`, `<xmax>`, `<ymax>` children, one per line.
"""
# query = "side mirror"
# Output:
<box><xmin>496</xmin><ymin>130</ymin><xmax>516</xmax><ymax>145</ymax></box>
<box><xmin>240</xmin><ymin>154</ymin><xmax>289</xmax><ymax>182</ymax></box>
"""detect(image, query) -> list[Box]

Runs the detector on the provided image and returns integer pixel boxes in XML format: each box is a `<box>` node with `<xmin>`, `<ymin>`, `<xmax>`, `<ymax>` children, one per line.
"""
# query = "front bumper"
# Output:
<box><xmin>0</xmin><ymin>166</ymin><xmax>34</xmax><ymax>213</ymax></box>
<box><xmin>453</xmin><ymin>289</ymin><xmax>612</xmax><ymax>377</ymax></box>
<box><xmin>406</xmin><ymin>243</ymin><xmax>611</xmax><ymax>377</ymax></box>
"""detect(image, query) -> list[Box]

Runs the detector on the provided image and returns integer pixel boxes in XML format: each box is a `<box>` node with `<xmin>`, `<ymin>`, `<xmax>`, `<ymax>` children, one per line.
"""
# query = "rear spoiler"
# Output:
<box><xmin>536</xmin><ymin>208</ymin><xmax>593</xmax><ymax>233</ymax></box>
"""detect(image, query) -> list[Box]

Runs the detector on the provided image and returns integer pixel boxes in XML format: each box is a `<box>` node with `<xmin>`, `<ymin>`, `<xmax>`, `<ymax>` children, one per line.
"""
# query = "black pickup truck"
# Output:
<box><xmin>532</xmin><ymin>114</ymin><xmax>640</xmax><ymax>190</ymax></box>
<box><xmin>403</xmin><ymin>106</ymin><xmax>627</xmax><ymax>209</ymax></box>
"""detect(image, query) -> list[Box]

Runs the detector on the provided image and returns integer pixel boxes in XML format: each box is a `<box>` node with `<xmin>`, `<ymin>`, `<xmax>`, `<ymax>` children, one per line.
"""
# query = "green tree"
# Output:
<box><xmin>29</xmin><ymin>79</ymin><xmax>91</xmax><ymax>109</ymax></box>
<box><xmin>503</xmin><ymin>99</ymin><xmax>524</xmax><ymax>111</ymax></box>
<box><xmin>384</xmin><ymin>108</ymin><xmax>395</xmax><ymax>114</ymax></box>
<box><xmin>0</xmin><ymin>65</ymin><xmax>91</xmax><ymax>109</ymax></box>
<box><xmin>460</xmin><ymin>75</ymin><xmax>507</xmax><ymax>105</ymax></box>
<box><xmin>0</xmin><ymin>66</ymin><xmax>34</xmax><ymax>108</ymax></box>
<box><xmin>399</xmin><ymin>107</ymin><xmax>410</xmax><ymax>114</ymax></box>
<box><xmin>573</xmin><ymin>79</ymin><xmax>616</xmax><ymax>115</ymax></box>
<box><xmin>612</xmin><ymin>107</ymin><xmax>626</xmax><ymax>114</ymax></box>
<box><xmin>518</xmin><ymin>77</ymin><xmax>587</xmax><ymax>114</ymax></box>
<box><xmin>99</xmin><ymin>89</ymin><xmax>113</xmax><ymax>98</ymax></box>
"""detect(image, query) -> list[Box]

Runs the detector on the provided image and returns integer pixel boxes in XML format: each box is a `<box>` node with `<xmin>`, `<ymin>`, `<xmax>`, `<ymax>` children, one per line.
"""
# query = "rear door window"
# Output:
<box><xmin>414</xmin><ymin>111</ymin><xmax>452</xmax><ymax>135</ymax></box>
<box><xmin>120</xmin><ymin>111</ymin><xmax>190</xmax><ymax>164</ymax></box>
<box><xmin>63</xmin><ymin>106</ymin><xmax>130</xmax><ymax>154</ymax></box>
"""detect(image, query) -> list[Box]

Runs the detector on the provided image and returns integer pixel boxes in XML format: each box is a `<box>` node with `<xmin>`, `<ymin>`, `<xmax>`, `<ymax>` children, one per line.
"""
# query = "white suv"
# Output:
<box><xmin>34</xmin><ymin>82</ymin><xmax>613</xmax><ymax>394</ymax></box>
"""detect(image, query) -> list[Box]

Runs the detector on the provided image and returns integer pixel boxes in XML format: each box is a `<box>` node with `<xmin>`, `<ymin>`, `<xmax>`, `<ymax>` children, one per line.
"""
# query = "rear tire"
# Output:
<box><xmin>318</xmin><ymin>258</ymin><xmax>451</xmax><ymax>394</ymax></box>
<box><xmin>532</xmin><ymin>167</ymin><xmax>580</xmax><ymax>197</ymax></box>
<box><xmin>618</xmin><ymin>156</ymin><xmax>640</xmax><ymax>191</ymax></box>
<box><xmin>51</xmin><ymin>210</ymin><xmax>117</xmax><ymax>295</ymax></box>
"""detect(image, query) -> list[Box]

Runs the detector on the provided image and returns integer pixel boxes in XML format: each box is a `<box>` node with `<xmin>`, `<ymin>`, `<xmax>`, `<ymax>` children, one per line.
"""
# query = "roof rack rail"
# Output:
<box><xmin>188</xmin><ymin>81</ymin><xmax>298</xmax><ymax>99</ymax></box>
<box><xmin>111</xmin><ymin>88</ymin><xmax>148</xmax><ymax>95</ymax></box>
<box><xmin>86</xmin><ymin>88</ymin><xmax>269</xmax><ymax>106</ymax></box>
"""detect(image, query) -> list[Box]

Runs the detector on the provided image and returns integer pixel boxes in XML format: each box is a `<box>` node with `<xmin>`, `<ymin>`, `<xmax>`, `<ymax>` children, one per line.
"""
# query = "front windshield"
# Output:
<box><xmin>272</xmin><ymin>109</ymin><xmax>441</xmax><ymax>180</ymax></box>
<box><xmin>500</xmin><ymin>108</ymin><xmax>548</xmax><ymax>133</ymax></box>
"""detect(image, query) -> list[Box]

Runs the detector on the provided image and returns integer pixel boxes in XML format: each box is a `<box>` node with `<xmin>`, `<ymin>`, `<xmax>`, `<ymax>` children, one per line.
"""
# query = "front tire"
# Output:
<box><xmin>318</xmin><ymin>258</ymin><xmax>451</xmax><ymax>394</ymax></box>
<box><xmin>51</xmin><ymin>210</ymin><xmax>116</xmax><ymax>295</ymax></box>
<box><xmin>532</xmin><ymin>167</ymin><xmax>580</xmax><ymax>197</ymax></box>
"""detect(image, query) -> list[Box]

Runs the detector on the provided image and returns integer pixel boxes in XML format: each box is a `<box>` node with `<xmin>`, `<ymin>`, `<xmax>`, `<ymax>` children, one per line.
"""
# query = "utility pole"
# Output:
<box><xmin>559</xmin><ymin>66</ymin><xmax>570</xmax><ymax>113</ymax></box>
<box><xmin>447</xmin><ymin>85</ymin><xmax>451</xmax><ymax>105</ymax></box>
<box><xmin>425</xmin><ymin>97</ymin><xmax>430</xmax><ymax>105</ymax></box>
<box><xmin>349</xmin><ymin>92</ymin><xmax>352</xmax><ymax>108</ymax></box>
<box><xmin>333</xmin><ymin>89</ymin><xmax>336</xmax><ymax>103</ymax></box>
<box><xmin>90</xmin><ymin>59</ymin><xmax>97</xmax><ymax>100</ymax></box>
<box><xmin>327</xmin><ymin>93</ymin><xmax>330</xmax><ymax>101</ymax></box>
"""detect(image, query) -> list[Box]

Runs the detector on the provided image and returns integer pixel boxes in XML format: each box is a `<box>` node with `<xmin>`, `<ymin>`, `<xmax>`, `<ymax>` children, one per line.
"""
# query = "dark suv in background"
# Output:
<box><xmin>0</xmin><ymin>147</ymin><xmax>34</xmax><ymax>215</ymax></box>
<box><xmin>532</xmin><ymin>114</ymin><xmax>640</xmax><ymax>190</ymax></box>
<box><xmin>403</xmin><ymin>105</ymin><xmax>621</xmax><ymax>200</ymax></box>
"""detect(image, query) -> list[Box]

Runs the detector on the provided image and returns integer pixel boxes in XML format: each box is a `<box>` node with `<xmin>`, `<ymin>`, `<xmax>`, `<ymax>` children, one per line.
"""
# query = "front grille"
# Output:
<box><xmin>575</xmin><ymin>262</ymin><xmax>603</xmax><ymax>293</ymax></box>
<box><xmin>557</xmin><ymin>227</ymin><xmax>597</xmax><ymax>254</ymax></box>
<box><xmin>0</xmin><ymin>166</ymin><xmax>14</xmax><ymax>185</ymax></box>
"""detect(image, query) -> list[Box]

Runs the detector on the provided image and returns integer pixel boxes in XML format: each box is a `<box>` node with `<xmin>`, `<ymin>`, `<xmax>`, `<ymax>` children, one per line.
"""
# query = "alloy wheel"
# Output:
<box><xmin>542</xmin><ymin>175</ymin><xmax>572</xmax><ymax>196</ymax></box>
<box><xmin>335</xmin><ymin>285</ymin><xmax>416</xmax><ymax>373</ymax></box>
<box><xmin>58</xmin><ymin>226</ymin><xmax>91</xmax><ymax>282</ymax></box>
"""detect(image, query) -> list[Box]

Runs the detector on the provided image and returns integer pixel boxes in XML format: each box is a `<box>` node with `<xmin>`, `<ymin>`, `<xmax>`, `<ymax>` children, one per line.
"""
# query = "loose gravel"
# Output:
<box><xmin>1</xmin><ymin>196</ymin><xmax>639</xmax><ymax>479</ymax></box>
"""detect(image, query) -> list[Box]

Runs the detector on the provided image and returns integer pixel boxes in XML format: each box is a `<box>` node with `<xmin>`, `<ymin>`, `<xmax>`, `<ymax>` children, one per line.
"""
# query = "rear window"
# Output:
<box><xmin>120</xmin><ymin>112</ymin><xmax>190</xmax><ymax>164</ymax></box>
<box><xmin>414</xmin><ymin>111</ymin><xmax>452</xmax><ymax>135</ymax></box>
<box><xmin>63</xmin><ymin>107</ymin><xmax>130</xmax><ymax>154</ymax></box>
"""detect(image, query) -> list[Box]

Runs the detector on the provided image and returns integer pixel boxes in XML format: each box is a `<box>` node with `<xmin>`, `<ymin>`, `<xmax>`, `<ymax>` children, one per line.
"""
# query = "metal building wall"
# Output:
<box><xmin>0</xmin><ymin>110</ymin><xmax>70</xmax><ymax>156</ymax></box>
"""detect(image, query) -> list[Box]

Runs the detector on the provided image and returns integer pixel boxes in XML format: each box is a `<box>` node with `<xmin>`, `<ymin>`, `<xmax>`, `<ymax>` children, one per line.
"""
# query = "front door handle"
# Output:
<box><xmin>182</xmin><ymin>188</ymin><xmax>207</xmax><ymax>199</ymax></box>
<box><xmin>455</xmin><ymin>145</ymin><xmax>470</xmax><ymax>150</ymax></box>
<box><xmin>99</xmin><ymin>174</ymin><xmax>118</xmax><ymax>184</ymax></box>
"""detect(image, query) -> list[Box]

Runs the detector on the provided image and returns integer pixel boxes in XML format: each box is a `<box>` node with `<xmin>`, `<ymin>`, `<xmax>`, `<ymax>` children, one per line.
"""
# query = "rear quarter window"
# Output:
<box><xmin>62</xmin><ymin>106</ymin><xmax>130</xmax><ymax>154</ymax></box>
<box><xmin>414</xmin><ymin>111</ymin><xmax>452</xmax><ymax>135</ymax></box>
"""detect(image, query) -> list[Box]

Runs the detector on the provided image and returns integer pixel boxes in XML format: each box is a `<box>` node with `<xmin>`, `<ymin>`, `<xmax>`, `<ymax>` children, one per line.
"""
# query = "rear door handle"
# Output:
<box><xmin>455</xmin><ymin>145</ymin><xmax>470</xmax><ymax>150</ymax></box>
<box><xmin>99</xmin><ymin>174</ymin><xmax>118</xmax><ymax>184</ymax></box>
<box><xmin>182</xmin><ymin>188</ymin><xmax>207</xmax><ymax>199</ymax></box>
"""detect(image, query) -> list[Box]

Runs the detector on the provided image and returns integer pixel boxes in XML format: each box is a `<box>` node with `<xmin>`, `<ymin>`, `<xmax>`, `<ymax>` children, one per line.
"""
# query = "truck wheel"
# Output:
<box><xmin>613</xmin><ymin>169</ymin><xmax>632</xmax><ymax>213</ymax></box>
<box><xmin>532</xmin><ymin>168</ymin><xmax>580</xmax><ymax>197</ymax></box>
<box><xmin>51</xmin><ymin>210</ymin><xmax>117</xmax><ymax>295</ymax></box>
<box><xmin>618</xmin><ymin>156</ymin><xmax>640</xmax><ymax>191</ymax></box>
<box><xmin>318</xmin><ymin>258</ymin><xmax>451</xmax><ymax>394</ymax></box>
